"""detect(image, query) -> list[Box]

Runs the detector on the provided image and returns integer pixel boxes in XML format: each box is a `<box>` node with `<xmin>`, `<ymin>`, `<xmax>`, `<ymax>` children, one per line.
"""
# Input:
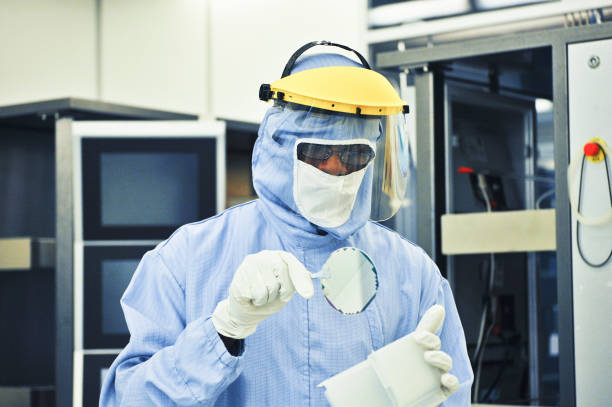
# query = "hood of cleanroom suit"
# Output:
<box><xmin>252</xmin><ymin>53</ymin><xmax>374</xmax><ymax>241</ymax></box>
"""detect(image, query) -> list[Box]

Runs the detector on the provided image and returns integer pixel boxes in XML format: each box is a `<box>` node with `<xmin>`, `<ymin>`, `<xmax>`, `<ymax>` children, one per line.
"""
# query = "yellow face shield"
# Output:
<box><xmin>260</xmin><ymin>66</ymin><xmax>409</xmax><ymax>116</ymax></box>
<box><xmin>259</xmin><ymin>41</ymin><xmax>411</xmax><ymax>221</ymax></box>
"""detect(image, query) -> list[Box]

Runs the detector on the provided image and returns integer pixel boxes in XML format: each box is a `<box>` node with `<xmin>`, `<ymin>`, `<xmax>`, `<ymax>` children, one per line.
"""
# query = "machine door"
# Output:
<box><xmin>73</xmin><ymin>121</ymin><xmax>226</xmax><ymax>241</ymax></box>
<box><xmin>442</xmin><ymin>81</ymin><xmax>558</xmax><ymax>404</ymax></box>
<box><xmin>82</xmin><ymin>354</ymin><xmax>117</xmax><ymax>407</ymax></box>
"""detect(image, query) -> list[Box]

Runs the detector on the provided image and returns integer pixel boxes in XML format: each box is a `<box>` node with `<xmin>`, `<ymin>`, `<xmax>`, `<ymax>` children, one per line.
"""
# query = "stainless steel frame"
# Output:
<box><xmin>0</xmin><ymin>98</ymin><xmax>196</xmax><ymax>122</ymax></box>
<box><xmin>414</xmin><ymin>71</ymin><xmax>436</xmax><ymax>261</ymax></box>
<box><xmin>56</xmin><ymin>118</ymin><xmax>75</xmax><ymax>407</ymax></box>
<box><xmin>367</xmin><ymin>1</ymin><xmax>612</xmax><ymax>46</ymax></box>
<box><xmin>374</xmin><ymin>22</ymin><xmax>612</xmax><ymax>407</ymax></box>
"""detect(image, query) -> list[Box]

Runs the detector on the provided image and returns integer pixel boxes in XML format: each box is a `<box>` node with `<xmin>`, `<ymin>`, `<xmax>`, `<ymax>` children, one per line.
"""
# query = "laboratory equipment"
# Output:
<box><xmin>83</xmin><ymin>246</ymin><xmax>153</xmax><ymax>349</ymax></box>
<box><xmin>311</xmin><ymin>247</ymin><xmax>378</xmax><ymax>315</ymax></box>
<box><xmin>82</xmin><ymin>354</ymin><xmax>116</xmax><ymax>407</ymax></box>
<box><xmin>372</xmin><ymin>20</ymin><xmax>612</xmax><ymax>406</ymax></box>
<box><xmin>81</xmin><ymin>134</ymin><xmax>222</xmax><ymax>240</ymax></box>
<box><xmin>473</xmin><ymin>0</ymin><xmax>548</xmax><ymax>11</ymax></box>
<box><xmin>441</xmin><ymin>81</ymin><xmax>542</xmax><ymax>403</ymax></box>
<box><xmin>567</xmin><ymin>138</ymin><xmax>612</xmax><ymax>267</ymax></box>
<box><xmin>567</xmin><ymin>37</ymin><xmax>612</xmax><ymax>406</ymax></box>
<box><xmin>368</xmin><ymin>0</ymin><xmax>471</xmax><ymax>28</ymax></box>
<box><xmin>0</xmin><ymin>98</ymin><xmax>195</xmax><ymax>406</ymax></box>
<box><xmin>66</xmin><ymin>120</ymin><xmax>225</xmax><ymax>406</ymax></box>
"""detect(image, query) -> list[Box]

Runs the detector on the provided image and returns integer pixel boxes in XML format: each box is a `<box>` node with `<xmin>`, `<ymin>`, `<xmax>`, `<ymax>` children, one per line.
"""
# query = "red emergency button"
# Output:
<box><xmin>584</xmin><ymin>142</ymin><xmax>600</xmax><ymax>157</ymax></box>
<box><xmin>457</xmin><ymin>166</ymin><xmax>474</xmax><ymax>174</ymax></box>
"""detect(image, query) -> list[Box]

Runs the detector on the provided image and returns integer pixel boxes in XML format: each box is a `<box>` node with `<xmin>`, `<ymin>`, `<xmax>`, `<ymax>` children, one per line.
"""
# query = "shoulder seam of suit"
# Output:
<box><xmin>155</xmin><ymin>250</ymin><xmax>186</xmax><ymax>292</ymax></box>
<box><xmin>367</xmin><ymin>220</ymin><xmax>418</xmax><ymax>248</ymax></box>
<box><xmin>187</xmin><ymin>199</ymin><xmax>259</xmax><ymax>227</ymax></box>
<box><xmin>156</xmin><ymin>200</ymin><xmax>259</xmax><ymax>251</ymax></box>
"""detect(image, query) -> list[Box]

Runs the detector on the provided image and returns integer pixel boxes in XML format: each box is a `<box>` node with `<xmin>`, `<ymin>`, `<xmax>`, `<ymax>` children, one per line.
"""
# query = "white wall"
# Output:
<box><xmin>100</xmin><ymin>0</ymin><xmax>208</xmax><ymax>116</ymax></box>
<box><xmin>209</xmin><ymin>0</ymin><xmax>368</xmax><ymax>124</ymax></box>
<box><xmin>0</xmin><ymin>0</ymin><xmax>97</xmax><ymax>107</ymax></box>
<box><xmin>0</xmin><ymin>1</ymin><xmax>367</xmax><ymax>121</ymax></box>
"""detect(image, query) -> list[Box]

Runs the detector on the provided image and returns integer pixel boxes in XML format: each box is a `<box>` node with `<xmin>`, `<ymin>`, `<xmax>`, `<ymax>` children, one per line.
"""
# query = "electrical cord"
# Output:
<box><xmin>477</xmin><ymin>174</ymin><xmax>492</xmax><ymax>212</ymax></box>
<box><xmin>535</xmin><ymin>188</ymin><xmax>555</xmax><ymax>209</ymax></box>
<box><xmin>568</xmin><ymin>142</ymin><xmax>612</xmax><ymax>226</ymax></box>
<box><xmin>473</xmin><ymin>322</ymin><xmax>493</xmax><ymax>402</ymax></box>
<box><xmin>472</xmin><ymin>175</ymin><xmax>496</xmax><ymax>403</ymax></box>
<box><xmin>575</xmin><ymin>152</ymin><xmax>612</xmax><ymax>267</ymax></box>
<box><xmin>472</xmin><ymin>305</ymin><xmax>488</xmax><ymax>364</ymax></box>
<box><xmin>481</xmin><ymin>349</ymin><xmax>510</xmax><ymax>402</ymax></box>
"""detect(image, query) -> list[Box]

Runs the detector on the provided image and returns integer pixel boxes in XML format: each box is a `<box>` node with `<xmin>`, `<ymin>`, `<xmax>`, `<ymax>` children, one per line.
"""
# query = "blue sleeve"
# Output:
<box><xmin>419</xmin><ymin>256</ymin><xmax>474</xmax><ymax>407</ymax></box>
<box><xmin>99</xmin><ymin>249</ymin><xmax>243</xmax><ymax>406</ymax></box>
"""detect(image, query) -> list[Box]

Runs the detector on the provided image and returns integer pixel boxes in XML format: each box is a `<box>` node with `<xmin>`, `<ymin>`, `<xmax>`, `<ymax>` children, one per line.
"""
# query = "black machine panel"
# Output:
<box><xmin>83</xmin><ymin>354</ymin><xmax>117</xmax><ymax>407</ymax></box>
<box><xmin>82</xmin><ymin>138</ymin><xmax>216</xmax><ymax>240</ymax></box>
<box><xmin>442</xmin><ymin>81</ymin><xmax>547</xmax><ymax>403</ymax></box>
<box><xmin>84</xmin><ymin>245</ymin><xmax>154</xmax><ymax>349</ymax></box>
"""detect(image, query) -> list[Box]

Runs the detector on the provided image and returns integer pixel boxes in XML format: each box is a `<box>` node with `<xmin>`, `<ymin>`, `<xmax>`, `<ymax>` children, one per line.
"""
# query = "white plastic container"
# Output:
<box><xmin>319</xmin><ymin>332</ymin><xmax>446</xmax><ymax>407</ymax></box>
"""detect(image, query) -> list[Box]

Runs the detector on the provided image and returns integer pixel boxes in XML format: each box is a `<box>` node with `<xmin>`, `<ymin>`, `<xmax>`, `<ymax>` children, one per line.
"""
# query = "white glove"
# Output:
<box><xmin>212</xmin><ymin>250</ymin><xmax>314</xmax><ymax>339</ymax></box>
<box><xmin>413</xmin><ymin>305</ymin><xmax>460</xmax><ymax>398</ymax></box>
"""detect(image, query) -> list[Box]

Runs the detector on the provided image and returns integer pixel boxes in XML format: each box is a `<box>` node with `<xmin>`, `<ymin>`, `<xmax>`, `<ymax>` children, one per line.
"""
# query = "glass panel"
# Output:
<box><xmin>101</xmin><ymin>259</ymin><xmax>139</xmax><ymax>335</ymax></box>
<box><xmin>380</xmin><ymin>73</ymin><xmax>417</xmax><ymax>242</ymax></box>
<box><xmin>534</xmin><ymin>98</ymin><xmax>559</xmax><ymax>403</ymax></box>
<box><xmin>101</xmin><ymin>152</ymin><xmax>199</xmax><ymax>226</ymax></box>
<box><xmin>443</xmin><ymin>75</ymin><xmax>557</xmax><ymax>404</ymax></box>
<box><xmin>448</xmin><ymin>91</ymin><xmax>533</xmax><ymax>402</ymax></box>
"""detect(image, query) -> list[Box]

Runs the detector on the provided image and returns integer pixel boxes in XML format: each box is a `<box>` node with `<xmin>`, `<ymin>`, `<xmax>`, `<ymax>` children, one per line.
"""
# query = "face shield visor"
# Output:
<box><xmin>265</xmin><ymin>101</ymin><xmax>410</xmax><ymax>222</ymax></box>
<box><xmin>259</xmin><ymin>41</ymin><xmax>411</xmax><ymax>222</ymax></box>
<box><xmin>370</xmin><ymin>112</ymin><xmax>411</xmax><ymax>221</ymax></box>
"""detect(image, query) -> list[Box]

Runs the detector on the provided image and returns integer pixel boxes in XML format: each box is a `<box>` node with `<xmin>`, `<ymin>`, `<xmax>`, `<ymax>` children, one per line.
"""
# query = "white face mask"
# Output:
<box><xmin>293</xmin><ymin>138</ymin><xmax>374</xmax><ymax>228</ymax></box>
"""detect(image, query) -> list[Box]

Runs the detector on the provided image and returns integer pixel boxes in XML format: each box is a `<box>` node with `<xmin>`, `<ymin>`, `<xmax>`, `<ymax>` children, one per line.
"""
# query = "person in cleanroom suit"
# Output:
<box><xmin>100</xmin><ymin>42</ymin><xmax>473</xmax><ymax>406</ymax></box>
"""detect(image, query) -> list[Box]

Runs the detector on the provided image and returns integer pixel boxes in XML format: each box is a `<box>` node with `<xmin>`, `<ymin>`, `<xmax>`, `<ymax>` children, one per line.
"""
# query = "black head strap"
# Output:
<box><xmin>281</xmin><ymin>41</ymin><xmax>371</xmax><ymax>78</ymax></box>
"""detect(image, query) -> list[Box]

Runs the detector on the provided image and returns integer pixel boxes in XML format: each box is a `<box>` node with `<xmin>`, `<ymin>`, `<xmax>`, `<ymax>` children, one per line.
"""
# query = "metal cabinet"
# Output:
<box><xmin>61</xmin><ymin>119</ymin><xmax>225</xmax><ymax>406</ymax></box>
<box><xmin>373</xmin><ymin>22</ymin><xmax>612</xmax><ymax>406</ymax></box>
<box><xmin>0</xmin><ymin>98</ymin><xmax>196</xmax><ymax>406</ymax></box>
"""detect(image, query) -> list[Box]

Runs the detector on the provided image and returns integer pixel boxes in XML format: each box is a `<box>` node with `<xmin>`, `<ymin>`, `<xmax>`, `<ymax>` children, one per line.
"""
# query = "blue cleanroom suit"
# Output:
<box><xmin>99</xmin><ymin>55</ymin><xmax>473</xmax><ymax>406</ymax></box>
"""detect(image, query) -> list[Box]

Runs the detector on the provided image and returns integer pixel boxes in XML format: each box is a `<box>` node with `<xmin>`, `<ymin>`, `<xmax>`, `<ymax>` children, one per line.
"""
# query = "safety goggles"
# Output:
<box><xmin>297</xmin><ymin>142</ymin><xmax>375</xmax><ymax>173</ymax></box>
